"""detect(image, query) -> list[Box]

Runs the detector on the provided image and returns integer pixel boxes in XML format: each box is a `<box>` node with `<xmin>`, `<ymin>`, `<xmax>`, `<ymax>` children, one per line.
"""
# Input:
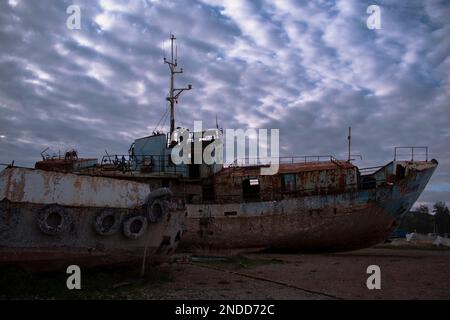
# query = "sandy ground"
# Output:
<box><xmin>1</xmin><ymin>246</ymin><xmax>449</xmax><ymax>299</ymax></box>
<box><xmin>141</xmin><ymin>247</ymin><xmax>450</xmax><ymax>300</ymax></box>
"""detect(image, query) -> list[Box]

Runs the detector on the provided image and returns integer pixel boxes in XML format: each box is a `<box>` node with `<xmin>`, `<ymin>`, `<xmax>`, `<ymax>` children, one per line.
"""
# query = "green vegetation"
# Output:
<box><xmin>399</xmin><ymin>202</ymin><xmax>450</xmax><ymax>235</ymax></box>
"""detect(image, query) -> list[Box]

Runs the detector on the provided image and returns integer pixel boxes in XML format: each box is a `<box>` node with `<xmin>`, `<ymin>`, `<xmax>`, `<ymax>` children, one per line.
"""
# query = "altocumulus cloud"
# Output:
<box><xmin>0</xmin><ymin>0</ymin><xmax>449</xmax><ymax>207</ymax></box>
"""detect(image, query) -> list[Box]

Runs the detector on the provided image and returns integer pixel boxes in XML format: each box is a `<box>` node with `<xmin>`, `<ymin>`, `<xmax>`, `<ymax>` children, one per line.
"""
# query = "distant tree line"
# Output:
<box><xmin>399</xmin><ymin>202</ymin><xmax>450</xmax><ymax>235</ymax></box>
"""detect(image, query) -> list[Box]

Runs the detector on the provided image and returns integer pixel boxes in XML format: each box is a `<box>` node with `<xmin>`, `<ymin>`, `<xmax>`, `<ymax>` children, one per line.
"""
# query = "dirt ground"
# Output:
<box><xmin>147</xmin><ymin>247</ymin><xmax>450</xmax><ymax>300</ymax></box>
<box><xmin>1</xmin><ymin>246</ymin><xmax>449</xmax><ymax>300</ymax></box>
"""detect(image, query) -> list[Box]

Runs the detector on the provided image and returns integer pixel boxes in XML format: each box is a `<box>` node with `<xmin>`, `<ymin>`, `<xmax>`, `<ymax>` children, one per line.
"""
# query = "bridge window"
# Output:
<box><xmin>243</xmin><ymin>178</ymin><xmax>260</xmax><ymax>200</ymax></box>
<box><xmin>396</xmin><ymin>164</ymin><xmax>406</xmax><ymax>180</ymax></box>
<box><xmin>281</xmin><ymin>174</ymin><xmax>296</xmax><ymax>192</ymax></box>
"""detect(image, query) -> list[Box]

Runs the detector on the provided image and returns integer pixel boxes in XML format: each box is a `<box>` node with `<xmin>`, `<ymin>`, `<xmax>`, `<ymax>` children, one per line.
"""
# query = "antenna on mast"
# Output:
<box><xmin>347</xmin><ymin>127</ymin><xmax>351</xmax><ymax>162</ymax></box>
<box><xmin>164</xmin><ymin>34</ymin><xmax>192</xmax><ymax>141</ymax></box>
<box><xmin>162</xmin><ymin>40</ymin><xmax>166</xmax><ymax>60</ymax></box>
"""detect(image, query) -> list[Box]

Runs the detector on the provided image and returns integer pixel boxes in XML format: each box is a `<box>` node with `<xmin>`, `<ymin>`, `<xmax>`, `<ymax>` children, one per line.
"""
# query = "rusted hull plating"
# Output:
<box><xmin>180</xmin><ymin>161</ymin><xmax>437</xmax><ymax>253</ymax></box>
<box><xmin>0</xmin><ymin>168</ymin><xmax>184</xmax><ymax>270</ymax></box>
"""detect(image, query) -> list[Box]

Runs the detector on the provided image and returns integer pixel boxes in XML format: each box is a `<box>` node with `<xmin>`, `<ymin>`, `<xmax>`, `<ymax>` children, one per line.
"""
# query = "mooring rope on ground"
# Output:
<box><xmin>189</xmin><ymin>262</ymin><xmax>344</xmax><ymax>300</ymax></box>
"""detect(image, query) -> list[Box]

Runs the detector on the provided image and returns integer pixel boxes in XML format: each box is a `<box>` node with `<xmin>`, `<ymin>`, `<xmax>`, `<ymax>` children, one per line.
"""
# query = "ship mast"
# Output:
<box><xmin>164</xmin><ymin>34</ymin><xmax>192</xmax><ymax>138</ymax></box>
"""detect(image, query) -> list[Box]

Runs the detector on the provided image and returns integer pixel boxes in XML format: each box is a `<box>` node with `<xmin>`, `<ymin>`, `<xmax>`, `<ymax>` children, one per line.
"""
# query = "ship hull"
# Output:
<box><xmin>0</xmin><ymin>201</ymin><xmax>183</xmax><ymax>271</ymax></box>
<box><xmin>181</xmin><ymin>202</ymin><xmax>394</xmax><ymax>253</ymax></box>
<box><xmin>180</xmin><ymin>161</ymin><xmax>437</xmax><ymax>253</ymax></box>
<box><xmin>0</xmin><ymin>167</ymin><xmax>184</xmax><ymax>271</ymax></box>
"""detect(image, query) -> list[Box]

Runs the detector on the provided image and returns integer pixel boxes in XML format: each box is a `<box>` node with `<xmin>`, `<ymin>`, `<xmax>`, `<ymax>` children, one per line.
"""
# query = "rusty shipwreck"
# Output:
<box><xmin>0</xmin><ymin>35</ymin><xmax>438</xmax><ymax>258</ymax></box>
<box><xmin>0</xmin><ymin>164</ymin><xmax>184</xmax><ymax>269</ymax></box>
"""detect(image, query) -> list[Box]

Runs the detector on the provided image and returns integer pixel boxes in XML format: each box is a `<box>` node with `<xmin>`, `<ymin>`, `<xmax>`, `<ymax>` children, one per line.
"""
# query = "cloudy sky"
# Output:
<box><xmin>0</xmin><ymin>0</ymin><xmax>449</xmax><ymax>208</ymax></box>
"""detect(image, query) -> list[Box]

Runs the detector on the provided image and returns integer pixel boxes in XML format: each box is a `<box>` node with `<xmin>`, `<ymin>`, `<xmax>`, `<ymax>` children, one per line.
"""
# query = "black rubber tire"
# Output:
<box><xmin>146</xmin><ymin>188</ymin><xmax>172</xmax><ymax>204</ymax></box>
<box><xmin>123</xmin><ymin>215</ymin><xmax>148</xmax><ymax>240</ymax></box>
<box><xmin>147</xmin><ymin>198</ymin><xmax>168</xmax><ymax>223</ymax></box>
<box><xmin>145</xmin><ymin>188</ymin><xmax>172</xmax><ymax>223</ymax></box>
<box><xmin>94</xmin><ymin>209</ymin><xmax>123</xmax><ymax>236</ymax></box>
<box><xmin>36</xmin><ymin>204</ymin><xmax>71</xmax><ymax>236</ymax></box>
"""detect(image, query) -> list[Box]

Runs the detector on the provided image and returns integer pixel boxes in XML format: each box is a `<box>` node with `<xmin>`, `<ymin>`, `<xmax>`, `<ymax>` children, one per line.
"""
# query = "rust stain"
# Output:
<box><xmin>217</xmin><ymin>161</ymin><xmax>355</xmax><ymax>178</ymax></box>
<box><xmin>4</xmin><ymin>168</ymin><xmax>13</xmax><ymax>200</ymax></box>
<box><xmin>73</xmin><ymin>176</ymin><xmax>82</xmax><ymax>191</ymax></box>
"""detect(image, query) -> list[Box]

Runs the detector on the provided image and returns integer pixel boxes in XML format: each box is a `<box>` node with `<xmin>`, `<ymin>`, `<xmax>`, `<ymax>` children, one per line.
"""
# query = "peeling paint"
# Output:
<box><xmin>0</xmin><ymin>167</ymin><xmax>151</xmax><ymax>208</ymax></box>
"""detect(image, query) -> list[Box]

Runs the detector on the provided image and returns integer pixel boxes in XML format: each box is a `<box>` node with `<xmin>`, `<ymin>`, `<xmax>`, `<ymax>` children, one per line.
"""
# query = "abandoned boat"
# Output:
<box><xmin>0</xmin><ymin>166</ymin><xmax>184</xmax><ymax>270</ymax></box>
<box><xmin>57</xmin><ymin>147</ymin><xmax>437</xmax><ymax>253</ymax></box>
<box><xmin>2</xmin><ymin>35</ymin><xmax>438</xmax><ymax>255</ymax></box>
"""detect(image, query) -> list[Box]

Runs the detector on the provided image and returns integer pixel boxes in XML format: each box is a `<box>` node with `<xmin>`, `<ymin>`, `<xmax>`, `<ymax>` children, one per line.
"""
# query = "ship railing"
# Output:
<box><xmin>394</xmin><ymin>146</ymin><xmax>428</xmax><ymax>162</ymax></box>
<box><xmin>230</xmin><ymin>155</ymin><xmax>337</xmax><ymax>167</ymax></box>
<box><xmin>203</xmin><ymin>180</ymin><xmax>390</xmax><ymax>204</ymax></box>
<box><xmin>100</xmin><ymin>154</ymin><xmax>188</xmax><ymax>176</ymax></box>
<box><xmin>281</xmin><ymin>155</ymin><xmax>338</xmax><ymax>164</ymax></box>
<box><xmin>0</xmin><ymin>161</ymin><xmax>15</xmax><ymax>168</ymax></box>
